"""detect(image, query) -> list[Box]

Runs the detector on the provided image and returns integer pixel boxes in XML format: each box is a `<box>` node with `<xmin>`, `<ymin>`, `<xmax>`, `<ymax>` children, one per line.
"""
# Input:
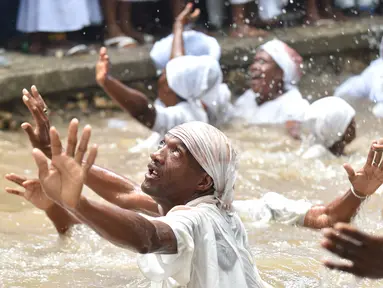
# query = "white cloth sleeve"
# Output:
<box><xmin>137</xmin><ymin>212</ymin><xmax>195</xmax><ymax>284</ymax></box>
<box><xmin>233</xmin><ymin>192</ymin><xmax>312</xmax><ymax>226</ymax></box>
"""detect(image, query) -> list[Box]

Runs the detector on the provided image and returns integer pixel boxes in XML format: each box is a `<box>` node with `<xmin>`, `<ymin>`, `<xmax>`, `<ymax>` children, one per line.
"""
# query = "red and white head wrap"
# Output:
<box><xmin>260</xmin><ymin>39</ymin><xmax>303</xmax><ymax>90</ymax></box>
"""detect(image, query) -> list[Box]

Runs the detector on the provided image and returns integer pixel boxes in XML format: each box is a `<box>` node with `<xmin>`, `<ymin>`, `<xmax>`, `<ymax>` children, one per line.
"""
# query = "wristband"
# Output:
<box><xmin>351</xmin><ymin>186</ymin><xmax>367</xmax><ymax>199</ymax></box>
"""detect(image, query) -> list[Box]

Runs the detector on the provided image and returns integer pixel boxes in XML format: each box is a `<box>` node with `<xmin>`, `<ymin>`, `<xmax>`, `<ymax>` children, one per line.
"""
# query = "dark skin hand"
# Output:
<box><xmin>303</xmin><ymin>138</ymin><xmax>383</xmax><ymax>229</ymax></box>
<box><xmin>321</xmin><ymin>223</ymin><xmax>383</xmax><ymax>279</ymax></box>
<box><xmin>31</xmin><ymin>121</ymin><xmax>174</xmax><ymax>254</ymax></box>
<box><xmin>20</xmin><ymin>87</ymin><xmax>160</xmax><ymax>217</ymax></box>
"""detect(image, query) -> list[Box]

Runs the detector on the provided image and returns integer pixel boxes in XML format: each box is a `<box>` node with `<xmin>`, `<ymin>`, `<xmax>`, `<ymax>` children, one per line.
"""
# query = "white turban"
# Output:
<box><xmin>168</xmin><ymin>121</ymin><xmax>237</xmax><ymax>210</ymax></box>
<box><xmin>304</xmin><ymin>97</ymin><xmax>356</xmax><ymax>148</ymax></box>
<box><xmin>150</xmin><ymin>31</ymin><xmax>221</xmax><ymax>72</ymax></box>
<box><xmin>260</xmin><ymin>39</ymin><xmax>303</xmax><ymax>90</ymax></box>
<box><xmin>166</xmin><ymin>55</ymin><xmax>222</xmax><ymax>102</ymax></box>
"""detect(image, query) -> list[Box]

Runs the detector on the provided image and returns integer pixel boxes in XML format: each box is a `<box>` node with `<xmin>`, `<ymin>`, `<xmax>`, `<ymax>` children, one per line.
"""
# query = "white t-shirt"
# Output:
<box><xmin>137</xmin><ymin>204</ymin><xmax>266</xmax><ymax>288</ymax></box>
<box><xmin>233</xmin><ymin>88</ymin><xmax>309</xmax><ymax>125</ymax></box>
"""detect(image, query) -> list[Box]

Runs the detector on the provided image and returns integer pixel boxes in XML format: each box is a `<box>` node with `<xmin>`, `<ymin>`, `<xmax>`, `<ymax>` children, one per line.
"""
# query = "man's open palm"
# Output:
<box><xmin>32</xmin><ymin>119</ymin><xmax>97</xmax><ymax>210</ymax></box>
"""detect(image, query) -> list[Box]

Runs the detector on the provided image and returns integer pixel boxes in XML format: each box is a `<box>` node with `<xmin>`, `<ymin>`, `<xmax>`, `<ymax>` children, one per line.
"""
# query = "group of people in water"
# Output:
<box><xmin>4</xmin><ymin>3</ymin><xmax>383</xmax><ymax>287</ymax></box>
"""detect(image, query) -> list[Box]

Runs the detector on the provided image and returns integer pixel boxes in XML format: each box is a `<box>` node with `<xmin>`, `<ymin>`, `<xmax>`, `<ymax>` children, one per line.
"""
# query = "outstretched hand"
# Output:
<box><xmin>5</xmin><ymin>173</ymin><xmax>54</xmax><ymax>211</ymax></box>
<box><xmin>32</xmin><ymin>118</ymin><xmax>98</xmax><ymax>210</ymax></box>
<box><xmin>21</xmin><ymin>86</ymin><xmax>52</xmax><ymax>158</ymax></box>
<box><xmin>321</xmin><ymin>223</ymin><xmax>383</xmax><ymax>279</ymax></box>
<box><xmin>96</xmin><ymin>47</ymin><xmax>110</xmax><ymax>87</ymax></box>
<box><xmin>343</xmin><ymin>138</ymin><xmax>383</xmax><ymax>197</ymax></box>
<box><xmin>175</xmin><ymin>3</ymin><xmax>200</xmax><ymax>26</ymax></box>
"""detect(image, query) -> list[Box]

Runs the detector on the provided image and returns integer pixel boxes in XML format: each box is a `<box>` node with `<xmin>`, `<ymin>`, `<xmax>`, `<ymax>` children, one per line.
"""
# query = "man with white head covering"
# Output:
<box><xmin>233</xmin><ymin>39</ymin><xmax>309</xmax><ymax>138</ymax></box>
<box><xmin>10</xmin><ymin>112</ymin><xmax>383</xmax><ymax>287</ymax></box>
<box><xmin>335</xmin><ymin>36</ymin><xmax>383</xmax><ymax>118</ymax></box>
<box><xmin>301</xmin><ymin>97</ymin><xmax>356</xmax><ymax>159</ymax></box>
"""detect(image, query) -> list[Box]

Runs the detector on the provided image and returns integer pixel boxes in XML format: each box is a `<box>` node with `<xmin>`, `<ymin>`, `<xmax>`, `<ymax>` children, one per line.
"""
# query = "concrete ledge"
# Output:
<box><xmin>1</xmin><ymin>17</ymin><xmax>383</xmax><ymax>103</ymax></box>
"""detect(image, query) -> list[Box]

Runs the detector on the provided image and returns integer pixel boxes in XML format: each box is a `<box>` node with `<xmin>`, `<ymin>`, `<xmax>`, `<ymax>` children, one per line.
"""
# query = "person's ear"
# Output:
<box><xmin>196</xmin><ymin>173</ymin><xmax>214</xmax><ymax>192</ymax></box>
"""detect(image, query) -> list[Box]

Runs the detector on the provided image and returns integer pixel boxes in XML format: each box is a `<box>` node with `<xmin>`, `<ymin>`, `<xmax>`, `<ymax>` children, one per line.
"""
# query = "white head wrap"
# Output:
<box><xmin>304</xmin><ymin>97</ymin><xmax>356</xmax><ymax>148</ymax></box>
<box><xmin>150</xmin><ymin>30</ymin><xmax>221</xmax><ymax>73</ymax></box>
<box><xmin>166</xmin><ymin>55</ymin><xmax>222</xmax><ymax>101</ymax></box>
<box><xmin>168</xmin><ymin>121</ymin><xmax>237</xmax><ymax>210</ymax></box>
<box><xmin>260</xmin><ymin>39</ymin><xmax>303</xmax><ymax>90</ymax></box>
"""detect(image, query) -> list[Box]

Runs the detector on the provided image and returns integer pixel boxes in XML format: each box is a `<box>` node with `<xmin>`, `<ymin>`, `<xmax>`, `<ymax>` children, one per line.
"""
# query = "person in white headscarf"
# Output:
<box><xmin>232</xmin><ymin>39</ymin><xmax>309</xmax><ymax>138</ymax></box>
<box><xmin>335</xmin><ymin>37</ymin><xmax>383</xmax><ymax>117</ymax></box>
<box><xmin>9</xmin><ymin>109</ymin><xmax>383</xmax><ymax>287</ymax></box>
<box><xmin>96</xmin><ymin>47</ymin><xmax>209</xmax><ymax>145</ymax></box>
<box><xmin>301</xmin><ymin>97</ymin><xmax>356</xmax><ymax>159</ymax></box>
<box><xmin>150</xmin><ymin>3</ymin><xmax>232</xmax><ymax>128</ymax></box>
<box><xmin>129</xmin><ymin>3</ymin><xmax>233</xmax><ymax>153</ymax></box>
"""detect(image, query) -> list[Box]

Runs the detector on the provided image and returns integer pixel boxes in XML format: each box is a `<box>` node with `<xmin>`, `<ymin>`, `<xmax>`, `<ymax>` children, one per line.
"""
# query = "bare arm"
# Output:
<box><xmin>303</xmin><ymin>189</ymin><xmax>364</xmax><ymax>229</ymax></box>
<box><xmin>170</xmin><ymin>3</ymin><xmax>200</xmax><ymax>59</ymax></box>
<box><xmin>86</xmin><ymin>166</ymin><xmax>160</xmax><ymax>216</ymax></box>
<box><xmin>46</xmin><ymin>204</ymin><xmax>80</xmax><ymax>234</ymax></box>
<box><xmin>102</xmin><ymin>76</ymin><xmax>156</xmax><ymax>128</ymax></box>
<box><xmin>73</xmin><ymin>197</ymin><xmax>176</xmax><ymax>253</ymax></box>
<box><xmin>304</xmin><ymin>140</ymin><xmax>383</xmax><ymax>229</ymax></box>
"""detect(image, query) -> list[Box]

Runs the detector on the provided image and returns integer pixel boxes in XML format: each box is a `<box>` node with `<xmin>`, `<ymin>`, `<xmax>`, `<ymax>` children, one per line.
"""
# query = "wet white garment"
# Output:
<box><xmin>334</xmin><ymin>58</ymin><xmax>383</xmax><ymax>102</ymax></box>
<box><xmin>301</xmin><ymin>143</ymin><xmax>335</xmax><ymax>160</ymax></box>
<box><xmin>303</xmin><ymin>97</ymin><xmax>355</xmax><ymax>148</ymax></box>
<box><xmin>233</xmin><ymin>192</ymin><xmax>312</xmax><ymax>226</ymax></box>
<box><xmin>258</xmin><ymin>0</ymin><xmax>287</xmax><ymax>20</ymax></box>
<box><xmin>152</xmin><ymin>102</ymin><xmax>208</xmax><ymax>137</ymax></box>
<box><xmin>17</xmin><ymin>0</ymin><xmax>102</xmax><ymax>33</ymax></box>
<box><xmin>233</xmin><ymin>88</ymin><xmax>309</xmax><ymax>124</ymax></box>
<box><xmin>137</xmin><ymin>202</ymin><xmax>266</xmax><ymax>288</ymax></box>
<box><xmin>261</xmin><ymin>39</ymin><xmax>303</xmax><ymax>91</ymax></box>
<box><xmin>150</xmin><ymin>31</ymin><xmax>221</xmax><ymax>71</ymax></box>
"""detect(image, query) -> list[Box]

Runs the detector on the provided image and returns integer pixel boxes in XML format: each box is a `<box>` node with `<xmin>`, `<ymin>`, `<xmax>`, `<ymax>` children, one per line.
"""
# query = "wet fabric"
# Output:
<box><xmin>233</xmin><ymin>88</ymin><xmax>309</xmax><ymax>124</ymax></box>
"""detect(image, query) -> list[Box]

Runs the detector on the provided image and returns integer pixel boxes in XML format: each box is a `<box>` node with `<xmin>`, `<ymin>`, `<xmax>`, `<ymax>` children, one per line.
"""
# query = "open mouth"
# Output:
<box><xmin>146</xmin><ymin>165</ymin><xmax>160</xmax><ymax>180</ymax></box>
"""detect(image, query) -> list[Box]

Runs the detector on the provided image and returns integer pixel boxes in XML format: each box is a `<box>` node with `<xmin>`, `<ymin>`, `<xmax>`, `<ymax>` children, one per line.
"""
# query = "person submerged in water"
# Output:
<box><xmin>300</xmin><ymin>96</ymin><xmax>356</xmax><ymax>159</ymax></box>
<box><xmin>6</xmin><ymin>85</ymin><xmax>383</xmax><ymax>287</ymax></box>
<box><xmin>232</xmin><ymin>39</ymin><xmax>309</xmax><ymax>139</ymax></box>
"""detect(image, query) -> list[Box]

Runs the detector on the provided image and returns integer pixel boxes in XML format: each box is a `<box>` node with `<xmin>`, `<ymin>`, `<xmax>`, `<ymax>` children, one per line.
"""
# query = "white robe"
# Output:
<box><xmin>233</xmin><ymin>88</ymin><xmax>309</xmax><ymax>124</ymax></box>
<box><xmin>17</xmin><ymin>0</ymin><xmax>102</xmax><ymax>33</ymax></box>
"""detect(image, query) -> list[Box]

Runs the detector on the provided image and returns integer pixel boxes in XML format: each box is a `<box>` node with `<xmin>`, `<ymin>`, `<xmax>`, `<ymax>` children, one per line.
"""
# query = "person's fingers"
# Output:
<box><xmin>83</xmin><ymin>144</ymin><xmax>98</xmax><ymax>175</ymax></box>
<box><xmin>22</xmin><ymin>179</ymin><xmax>36</xmax><ymax>188</ymax></box>
<box><xmin>190</xmin><ymin>8</ymin><xmax>200</xmax><ymax>20</ymax></box>
<box><xmin>5</xmin><ymin>173</ymin><xmax>27</xmax><ymax>186</ymax></box>
<box><xmin>22</xmin><ymin>94</ymin><xmax>41</xmax><ymax>121</ymax></box>
<box><xmin>74</xmin><ymin>125</ymin><xmax>92</xmax><ymax>164</ymax></box>
<box><xmin>31</xmin><ymin>85</ymin><xmax>47</xmax><ymax>109</ymax></box>
<box><xmin>49</xmin><ymin>127</ymin><xmax>63</xmax><ymax>157</ymax></box>
<box><xmin>333</xmin><ymin>223</ymin><xmax>370</xmax><ymax>243</ymax></box>
<box><xmin>32</xmin><ymin>148</ymin><xmax>49</xmax><ymax>180</ymax></box>
<box><xmin>5</xmin><ymin>187</ymin><xmax>25</xmax><ymax>197</ymax></box>
<box><xmin>179</xmin><ymin>2</ymin><xmax>193</xmax><ymax>18</ymax></box>
<box><xmin>322</xmin><ymin>228</ymin><xmax>364</xmax><ymax>261</ymax></box>
<box><xmin>322</xmin><ymin>260</ymin><xmax>363</xmax><ymax>277</ymax></box>
<box><xmin>343</xmin><ymin>163</ymin><xmax>356</xmax><ymax>181</ymax></box>
<box><xmin>366</xmin><ymin>141</ymin><xmax>377</xmax><ymax>167</ymax></box>
<box><xmin>99</xmin><ymin>47</ymin><xmax>106</xmax><ymax>60</ymax></box>
<box><xmin>66</xmin><ymin>119</ymin><xmax>79</xmax><ymax>158</ymax></box>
